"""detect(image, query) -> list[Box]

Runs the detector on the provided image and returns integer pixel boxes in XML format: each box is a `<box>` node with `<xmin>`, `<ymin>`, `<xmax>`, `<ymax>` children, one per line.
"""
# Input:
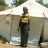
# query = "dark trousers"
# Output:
<box><xmin>20</xmin><ymin>26</ymin><xmax>28</xmax><ymax>46</ymax></box>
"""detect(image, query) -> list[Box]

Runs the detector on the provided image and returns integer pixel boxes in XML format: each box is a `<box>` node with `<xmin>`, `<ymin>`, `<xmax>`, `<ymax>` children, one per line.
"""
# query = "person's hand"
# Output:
<box><xmin>18</xmin><ymin>28</ymin><xmax>19</xmax><ymax>31</ymax></box>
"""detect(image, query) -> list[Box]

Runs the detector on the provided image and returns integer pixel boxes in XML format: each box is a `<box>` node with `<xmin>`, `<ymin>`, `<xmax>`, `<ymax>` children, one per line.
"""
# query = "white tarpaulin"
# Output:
<box><xmin>0</xmin><ymin>0</ymin><xmax>48</xmax><ymax>46</ymax></box>
<box><xmin>0</xmin><ymin>0</ymin><xmax>48</xmax><ymax>17</ymax></box>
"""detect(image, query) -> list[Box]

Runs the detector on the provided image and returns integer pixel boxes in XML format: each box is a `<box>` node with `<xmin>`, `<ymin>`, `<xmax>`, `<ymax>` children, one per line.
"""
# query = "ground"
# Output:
<box><xmin>0</xmin><ymin>44</ymin><xmax>32</xmax><ymax>48</ymax></box>
<box><xmin>0</xmin><ymin>35</ymin><xmax>48</xmax><ymax>48</ymax></box>
<box><xmin>0</xmin><ymin>36</ymin><xmax>32</xmax><ymax>48</ymax></box>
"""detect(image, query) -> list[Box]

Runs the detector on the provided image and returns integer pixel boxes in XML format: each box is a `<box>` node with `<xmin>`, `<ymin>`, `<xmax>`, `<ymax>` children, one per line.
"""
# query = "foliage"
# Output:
<box><xmin>13</xmin><ymin>0</ymin><xmax>27</xmax><ymax>7</ymax></box>
<box><xmin>36</xmin><ymin>0</ymin><xmax>48</xmax><ymax>8</ymax></box>
<box><xmin>0</xmin><ymin>1</ymin><xmax>7</xmax><ymax>6</ymax></box>
<box><xmin>36</xmin><ymin>0</ymin><xmax>43</xmax><ymax>5</ymax></box>
<box><xmin>19</xmin><ymin>0</ymin><xmax>27</xmax><ymax>5</ymax></box>
<box><xmin>44</xmin><ymin>4</ymin><xmax>48</xmax><ymax>8</ymax></box>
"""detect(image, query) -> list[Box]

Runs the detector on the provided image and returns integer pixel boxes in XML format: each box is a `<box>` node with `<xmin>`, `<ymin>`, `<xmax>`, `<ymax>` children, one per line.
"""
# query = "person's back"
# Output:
<box><xmin>20</xmin><ymin>13</ymin><xmax>29</xmax><ymax>27</ymax></box>
<box><xmin>18</xmin><ymin>7</ymin><xmax>30</xmax><ymax>47</ymax></box>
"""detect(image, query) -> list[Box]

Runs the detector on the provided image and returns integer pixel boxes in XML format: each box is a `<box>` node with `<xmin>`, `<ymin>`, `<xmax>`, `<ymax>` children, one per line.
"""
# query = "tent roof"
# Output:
<box><xmin>0</xmin><ymin>0</ymin><xmax>48</xmax><ymax>17</ymax></box>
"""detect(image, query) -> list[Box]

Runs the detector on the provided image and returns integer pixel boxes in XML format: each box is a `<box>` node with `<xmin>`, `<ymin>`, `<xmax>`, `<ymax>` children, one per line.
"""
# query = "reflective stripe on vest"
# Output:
<box><xmin>20</xmin><ymin>14</ymin><xmax>29</xmax><ymax>23</ymax></box>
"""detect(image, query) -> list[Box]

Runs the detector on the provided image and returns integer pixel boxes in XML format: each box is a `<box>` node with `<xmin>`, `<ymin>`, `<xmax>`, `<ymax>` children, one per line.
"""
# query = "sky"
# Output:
<box><xmin>5</xmin><ymin>0</ymin><xmax>13</xmax><ymax>7</ymax></box>
<box><xmin>5</xmin><ymin>0</ymin><xmax>48</xmax><ymax>7</ymax></box>
<box><xmin>43</xmin><ymin>0</ymin><xmax>48</xmax><ymax>4</ymax></box>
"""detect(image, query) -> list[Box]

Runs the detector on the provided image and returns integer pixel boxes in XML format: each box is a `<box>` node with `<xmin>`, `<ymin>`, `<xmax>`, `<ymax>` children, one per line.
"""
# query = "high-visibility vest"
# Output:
<box><xmin>20</xmin><ymin>14</ymin><xmax>29</xmax><ymax>23</ymax></box>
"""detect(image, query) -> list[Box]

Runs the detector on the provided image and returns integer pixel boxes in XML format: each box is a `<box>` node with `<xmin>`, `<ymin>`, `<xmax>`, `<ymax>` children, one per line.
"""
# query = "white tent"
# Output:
<box><xmin>0</xmin><ymin>0</ymin><xmax>48</xmax><ymax>17</ymax></box>
<box><xmin>0</xmin><ymin>0</ymin><xmax>48</xmax><ymax>45</ymax></box>
<box><xmin>0</xmin><ymin>0</ymin><xmax>47</xmax><ymax>17</ymax></box>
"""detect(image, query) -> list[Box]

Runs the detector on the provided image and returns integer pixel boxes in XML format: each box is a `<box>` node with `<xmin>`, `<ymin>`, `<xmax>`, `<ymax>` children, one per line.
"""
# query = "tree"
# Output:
<box><xmin>19</xmin><ymin>0</ymin><xmax>27</xmax><ymax>5</ymax></box>
<box><xmin>0</xmin><ymin>0</ymin><xmax>7</xmax><ymax>6</ymax></box>
<box><xmin>36</xmin><ymin>0</ymin><xmax>48</xmax><ymax>8</ymax></box>
<box><xmin>44</xmin><ymin>4</ymin><xmax>48</xmax><ymax>8</ymax></box>
<box><xmin>13</xmin><ymin>0</ymin><xmax>27</xmax><ymax>7</ymax></box>
<box><xmin>36</xmin><ymin>0</ymin><xmax>43</xmax><ymax>5</ymax></box>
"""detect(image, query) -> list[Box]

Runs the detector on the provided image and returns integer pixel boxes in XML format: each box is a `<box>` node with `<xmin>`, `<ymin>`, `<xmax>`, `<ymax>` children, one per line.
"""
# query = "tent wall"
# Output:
<box><xmin>0</xmin><ymin>0</ymin><xmax>47</xmax><ymax>45</ymax></box>
<box><xmin>0</xmin><ymin>15</ymin><xmax>46</xmax><ymax>45</ymax></box>
<box><xmin>44</xmin><ymin>19</ymin><xmax>48</xmax><ymax>41</ymax></box>
<box><xmin>11</xmin><ymin>15</ymin><xmax>43</xmax><ymax>45</ymax></box>
<box><xmin>0</xmin><ymin>15</ymin><xmax>11</xmax><ymax>41</ymax></box>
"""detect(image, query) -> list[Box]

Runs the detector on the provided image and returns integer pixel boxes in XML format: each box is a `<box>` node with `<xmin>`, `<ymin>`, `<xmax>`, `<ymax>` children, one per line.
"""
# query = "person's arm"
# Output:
<box><xmin>28</xmin><ymin>16</ymin><xmax>30</xmax><ymax>31</ymax></box>
<box><xmin>18</xmin><ymin>16</ymin><xmax>21</xmax><ymax>31</ymax></box>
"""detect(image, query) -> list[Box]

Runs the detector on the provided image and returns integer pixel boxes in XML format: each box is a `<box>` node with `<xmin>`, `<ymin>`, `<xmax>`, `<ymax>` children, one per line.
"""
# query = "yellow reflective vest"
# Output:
<box><xmin>20</xmin><ymin>14</ymin><xmax>30</xmax><ymax>23</ymax></box>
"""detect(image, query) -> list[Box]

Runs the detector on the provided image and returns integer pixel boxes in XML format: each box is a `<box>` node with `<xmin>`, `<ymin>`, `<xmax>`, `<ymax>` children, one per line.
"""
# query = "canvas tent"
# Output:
<box><xmin>0</xmin><ymin>0</ymin><xmax>48</xmax><ymax>16</ymax></box>
<box><xmin>0</xmin><ymin>0</ymin><xmax>48</xmax><ymax>46</ymax></box>
<box><xmin>0</xmin><ymin>0</ymin><xmax>44</xmax><ymax>16</ymax></box>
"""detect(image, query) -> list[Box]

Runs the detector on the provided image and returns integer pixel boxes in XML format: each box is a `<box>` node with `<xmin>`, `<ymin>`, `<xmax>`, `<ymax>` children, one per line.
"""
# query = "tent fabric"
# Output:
<box><xmin>0</xmin><ymin>0</ymin><xmax>48</xmax><ymax>45</ymax></box>
<box><xmin>0</xmin><ymin>0</ymin><xmax>48</xmax><ymax>17</ymax></box>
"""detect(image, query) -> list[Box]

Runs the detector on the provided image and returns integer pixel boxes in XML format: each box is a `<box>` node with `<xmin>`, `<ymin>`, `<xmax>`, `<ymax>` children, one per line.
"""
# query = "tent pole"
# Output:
<box><xmin>10</xmin><ymin>15</ymin><xmax>13</xmax><ymax>42</ymax></box>
<box><xmin>38</xmin><ymin>13</ymin><xmax>45</xmax><ymax>47</ymax></box>
<box><xmin>6</xmin><ymin>10</ymin><xmax>13</xmax><ymax>42</ymax></box>
<box><xmin>39</xmin><ymin>13</ymin><xmax>46</xmax><ymax>43</ymax></box>
<box><xmin>8</xmin><ymin>10</ymin><xmax>13</xmax><ymax>42</ymax></box>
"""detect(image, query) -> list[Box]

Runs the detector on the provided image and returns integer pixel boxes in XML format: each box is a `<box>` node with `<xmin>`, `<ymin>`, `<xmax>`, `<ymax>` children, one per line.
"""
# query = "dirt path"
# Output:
<box><xmin>0</xmin><ymin>44</ymin><xmax>32</xmax><ymax>48</ymax></box>
<box><xmin>0</xmin><ymin>36</ymin><xmax>32</xmax><ymax>48</ymax></box>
